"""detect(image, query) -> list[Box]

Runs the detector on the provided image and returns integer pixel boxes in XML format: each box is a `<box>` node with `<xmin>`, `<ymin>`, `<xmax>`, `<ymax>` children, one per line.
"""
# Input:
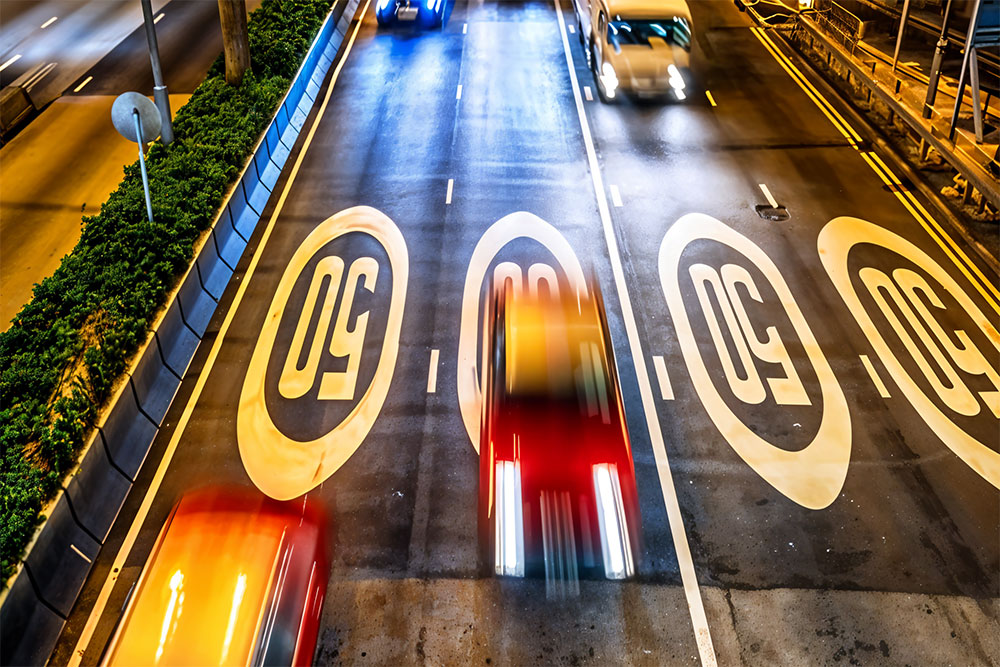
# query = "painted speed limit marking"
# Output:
<box><xmin>457</xmin><ymin>211</ymin><xmax>589</xmax><ymax>453</ymax></box>
<box><xmin>238</xmin><ymin>206</ymin><xmax>408</xmax><ymax>499</ymax></box>
<box><xmin>659</xmin><ymin>213</ymin><xmax>851</xmax><ymax>510</ymax></box>
<box><xmin>819</xmin><ymin>217</ymin><xmax>1000</xmax><ymax>489</ymax></box>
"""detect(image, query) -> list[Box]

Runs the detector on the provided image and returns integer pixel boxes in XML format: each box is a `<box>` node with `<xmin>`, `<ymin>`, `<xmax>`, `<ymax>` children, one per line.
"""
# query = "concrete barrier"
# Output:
<box><xmin>0</xmin><ymin>0</ymin><xmax>361</xmax><ymax>662</ymax></box>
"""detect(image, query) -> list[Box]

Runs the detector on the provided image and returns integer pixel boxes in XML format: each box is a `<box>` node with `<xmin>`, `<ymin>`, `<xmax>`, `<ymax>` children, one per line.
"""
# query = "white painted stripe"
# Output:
<box><xmin>70</xmin><ymin>543</ymin><xmax>92</xmax><ymax>563</ymax></box>
<box><xmin>427</xmin><ymin>349</ymin><xmax>440</xmax><ymax>393</ymax></box>
<box><xmin>859</xmin><ymin>354</ymin><xmax>890</xmax><ymax>398</ymax></box>
<box><xmin>553</xmin><ymin>1</ymin><xmax>716</xmax><ymax>663</ymax></box>
<box><xmin>758</xmin><ymin>183</ymin><xmax>778</xmax><ymax>208</ymax></box>
<box><xmin>568</xmin><ymin>23</ymin><xmax>575</xmax><ymax>33</ymax></box>
<box><xmin>154</xmin><ymin>12</ymin><xmax>165</xmax><ymax>24</ymax></box>
<box><xmin>583</xmin><ymin>85</ymin><xmax>593</xmax><ymax>101</ymax></box>
<box><xmin>456</xmin><ymin>84</ymin><xmax>462</xmax><ymax>100</ymax></box>
<box><xmin>705</xmin><ymin>90</ymin><xmax>716</xmax><ymax>107</ymax></box>
<box><xmin>463</xmin><ymin>22</ymin><xmax>468</xmax><ymax>33</ymax></box>
<box><xmin>73</xmin><ymin>76</ymin><xmax>93</xmax><ymax>93</ymax></box>
<box><xmin>609</xmin><ymin>184</ymin><xmax>623</xmax><ymax>208</ymax></box>
<box><xmin>0</xmin><ymin>54</ymin><xmax>22</xmax><ymax>72</ymax></box>
<box><xmin>68</xmin><ymin>0</ymin><xmax>376</xmax><ymax>663</ymax></box>
<box><xmin>24</xmin><ymin>62</ymin><xmax>56</xmax><ymax>90</ymax></box>
<box><xmin>446</xmin><ymin>178</ymin><xmax>454</xmax><ymax>204</ymax></box>
<box><xmin>40</xmin><ymin>16</ymin><xmax>58</xmax><ymax>29</ymax></box>
<box><xmin>652</xmin><ymin>356</ymin><xmax>675</xmax><ymax>400</ymax></box>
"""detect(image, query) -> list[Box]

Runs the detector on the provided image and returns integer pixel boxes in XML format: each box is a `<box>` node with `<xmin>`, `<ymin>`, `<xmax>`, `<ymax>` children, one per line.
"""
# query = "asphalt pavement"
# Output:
<box><xmin>51</xmin><ymin>0</ymin><xmax>999</xmax><ymax>665</ymax></box>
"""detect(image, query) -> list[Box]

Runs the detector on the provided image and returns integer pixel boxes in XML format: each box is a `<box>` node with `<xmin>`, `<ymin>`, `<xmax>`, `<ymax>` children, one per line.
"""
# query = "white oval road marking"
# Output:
<box><xmin>818</xmin><ymin>216</ymin><xmax>1000</xmax><ymax>488</ymax></box>
<box><xmin>457</xmin><ymin>211</ymin><xmax>588</xmax><ymax>453</ymax></box>
<box><xmin>238</xmin><ymin>206</ymin><xmax>408</xmax><ymax>500</ymax></box>
<box><xmin>659</xmin><ymin>213</ymin><xmax>851</xmax><ymax>510</ymax></box>
<box><xmin>859</xmin><ymin>354</ymin><xmax>890</xmax><ymax>398</ymax></box>
<box><xmin>427</xmin><ymin>349</ymin><xmax>440</xmax><ymax>393</ymax></box>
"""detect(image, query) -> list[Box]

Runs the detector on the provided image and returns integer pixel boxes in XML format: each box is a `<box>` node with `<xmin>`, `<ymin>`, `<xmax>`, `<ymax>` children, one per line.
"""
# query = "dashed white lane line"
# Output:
<box><xmin>456</xmin><ymin>84</ymin><xmax>463</xmax><ymax>100</ymax></box>
<box><xmin>759</xmin><ymin>183</ymin><xmax>778</xmax><ymax>208</ymax></box>
<box><xmin>68</xmin><ymin>0</ymin><xmax>376</xmax><ymax>663</ymax></box>
<box><xmin>73</xmin><ymin>76</ymin><xmax>93</xmax><ymax>93</ymax></box>
<box><xmin>154</xmin><ymin>12</ymin><xmax>165</xmax><ymax>23</ymax></box>
<box><xmin>0</xmin><ymin>54</ymin><xmax>22</xmax><ymax>72</ymax></box>
<box><xmin>446</xmin><ymin>178</ymin><xmax>454</xmax><ymax>204</ymax></box>
<box><xmin>568</xmin><ymin>23</ymin><xmax>575</xmax><ymax>33</ymax></box>
<box><xmin>705</xmin><ymin>90</ymin><xmax>716</xmax><ymax>107</ymax></box>
<box><xmin>553</xmin><ymin>0</ymin><xmax>717</xmax><ymax>663</ymax></box>
<box><xmin>859</xmin><ymin>354</ymin><xmax>890</xmax><ymax>398</ymax></box>
<box><xmin>652</xmin><ymin>356</ymin><xmax>675</xmax><ymax>400</ymax></box>
<box><xmin>609</xmin><ymin>184</ymin><xmax>623</xmax><ymax>207</ymax></box>
<box><xmin>427</xmin><ymin>349</ymin><xmax>440</xmax><ymax>393</ymax></box>
<box><xmin>583</xmin><ymin>85</ymin><xmax>593</xmax><ymax>101</ymax></box>
<box><xmin>40</xmin><ymin>16</ymin><xmax>58</xmax><ymax>29</ymax></box>
<box><xmin>70</xmin><ymin>544</ymin><xmax>92</xmax><ymax>563</ymax></box>
<box><xmin>463</xmin><ymin>22</ymin><xmax>468</xmax><ymax>33</ymax></box>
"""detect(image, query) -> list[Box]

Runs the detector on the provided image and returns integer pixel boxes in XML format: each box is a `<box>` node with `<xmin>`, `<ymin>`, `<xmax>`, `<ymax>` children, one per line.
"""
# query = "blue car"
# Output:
<box><xmin>375</xmin><ymin>0</ymin><xmax>445</xmax><ymax>27</ymax></box>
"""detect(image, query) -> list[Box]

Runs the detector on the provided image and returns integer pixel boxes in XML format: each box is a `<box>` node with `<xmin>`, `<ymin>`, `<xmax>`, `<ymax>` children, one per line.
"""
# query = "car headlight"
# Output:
<box><xmin>425</xmin><ymin>0</ymin><xmax>434</xmax><ymax>9</ymax></box>
<box><xmin>667</xmin><ymin>63</ymin><xmax>686</xmax><ymax>91</ymax></box>
<box><xmin>601</xmin><ymin>62</ymin><xmax>619</xmax><ymax>98</ymax></box>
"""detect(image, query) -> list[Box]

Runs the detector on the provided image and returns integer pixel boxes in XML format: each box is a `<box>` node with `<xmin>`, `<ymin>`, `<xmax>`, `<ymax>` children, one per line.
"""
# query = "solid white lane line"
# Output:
<box><xmin>652</xmin><ymin>356</ymin><xmax>675</xmax><ymax>400</ymax></box>
<box><xmin>70</xmin><ymin>544</ymin><xmax>92</xmax><ymax>563</ymax></box>
<box><xmin>758</xmin><ymin>183</ymin><xmax>778</xmax><ymax>208</ymax></box>
<box><xmin>705</xmin><ymin>90</ymin><xmax>716</xmax><ymax>107</ymax></box>
<box><xmin>73</xmin><ymin>76</ymin><xmax>93</xmax><ymax>93</ymax></box>
<box><xmin>552</xmin><ymin>1</ymin><xmax>717</xmax><ymax>663</ymax></box>
<box><xmin>41</xmin><ymin>16</ymin><xmax>59</xmax><ymax>29</ymax></box>
<box><xmin>859</xmin><ymin>354</ymin><xmax>890</xmax><ymax>398</ymax></box>
<box><xmin>456</xmin><ymin>84</ymin><xmax>462</xmax><ymax>100</ymax></box>
<box><xmin>0</xmin><ymin>54</ymin><xmax>22</xmax><ymax>72</ymax></box>
<box><xmin>609</xmin><ymin>184</ymin><xmax>623</xmax><ymax>207</ymax></box>
<box><xmin>463</xmin><ymin>22</ymin><xmax>468</xmax><ymax>33</ymax></box>
<box><xmin>67</xmin><ymin>0</ymin><xmax>374</xmax><ymax>663</ymax></box>
<box><xmin>154</xmin><ymin>12</ymin><xmax>165</xmax><ymax>23</ymax></box>
<box><xmin>427</xmin><ymin>349</ymin><xmax>440</xmax><ymax>393</ymax></box>
<box><xmin>583</xmin><ymin>85</ymin><xmax>593</xmax><ymax>101</ymax></box>
<box><xmin>446</xmin><ymin>178</ymin><xmax>454</xmax><ymax>204</ymax></box>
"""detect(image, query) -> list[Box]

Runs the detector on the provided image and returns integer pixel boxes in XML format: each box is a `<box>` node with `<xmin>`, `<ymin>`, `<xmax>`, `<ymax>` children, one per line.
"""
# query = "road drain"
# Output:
<box><xmin>755</xmin><ymin>205</ymin><xmax>790</xmax><ymax>221</ymax></box>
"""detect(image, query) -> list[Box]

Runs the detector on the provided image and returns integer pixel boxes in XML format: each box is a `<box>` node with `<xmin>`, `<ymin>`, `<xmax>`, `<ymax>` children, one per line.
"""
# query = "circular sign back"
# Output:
<box><xmin>111</xmin><ymin>92</ymin><xmax>162</xmax><ymax>144</ymax></box>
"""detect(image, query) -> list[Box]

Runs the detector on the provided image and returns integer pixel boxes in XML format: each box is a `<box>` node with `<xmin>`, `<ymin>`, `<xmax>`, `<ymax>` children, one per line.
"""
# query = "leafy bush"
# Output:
<box><xmin>0</xmin><ymin>0</ymin><xmax>333</xmax><ymax>584</ymax></box>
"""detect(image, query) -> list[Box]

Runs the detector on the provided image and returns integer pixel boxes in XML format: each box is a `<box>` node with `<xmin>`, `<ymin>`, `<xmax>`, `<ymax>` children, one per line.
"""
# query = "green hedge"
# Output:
<box><xmin>0</xmin><ymin>0</ymin><xmax>333</xmax><ymax>584</ymax></box>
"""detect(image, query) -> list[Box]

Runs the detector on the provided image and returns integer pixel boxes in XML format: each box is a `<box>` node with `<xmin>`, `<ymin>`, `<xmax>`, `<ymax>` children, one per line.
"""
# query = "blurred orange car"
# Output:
<box><xmin>102</xmin><ymin>487</ymin><xmax>327</xmax><ymax>666</ymax></box>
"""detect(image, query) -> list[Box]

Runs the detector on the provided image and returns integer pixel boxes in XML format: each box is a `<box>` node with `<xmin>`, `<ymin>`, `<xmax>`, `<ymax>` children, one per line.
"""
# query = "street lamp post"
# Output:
<box><xmin>891</xmin><ymin>0</ymin><xmax>913</xmax><ymax>73</ymax></box>
<box><xmin>923</xmin><ymin>0</ymin><xmax>956</xmax><ymax>118</ymax></box>
<box><xmin>140</xmin><ymin>0</ymin><xmax>173</xmax><ymax>144</ymax></box>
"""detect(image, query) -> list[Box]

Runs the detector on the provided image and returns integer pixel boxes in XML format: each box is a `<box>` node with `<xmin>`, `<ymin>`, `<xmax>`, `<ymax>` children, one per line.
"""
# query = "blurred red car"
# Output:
<box><xmin>102</xmin><ymin>487</ymin><xmax>327</xmax><ymax>666</ymax></box>
<box><xmin>478</xmin><ymin>277</ymin><xmax>641</xmax><ymax>591</ymax></box>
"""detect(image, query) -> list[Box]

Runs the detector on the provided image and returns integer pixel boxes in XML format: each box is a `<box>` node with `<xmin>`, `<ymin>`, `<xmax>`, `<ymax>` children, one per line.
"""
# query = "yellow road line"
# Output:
<box><xmin>751</xmin><ymin>25</ymin><xmax>1000</xmax><ymax>315</ymax></box>
<box><xmin>67</xmin><ymin>1</ymin><xmax>372</xmax><ymax>663</ymax></box>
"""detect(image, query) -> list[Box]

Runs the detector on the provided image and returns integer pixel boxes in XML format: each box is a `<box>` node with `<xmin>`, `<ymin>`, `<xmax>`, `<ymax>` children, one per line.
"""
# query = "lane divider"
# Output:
<box><xmin>427</xmin><ymin>349</ymin><xmax>440</xmax><ymax>394</ymax></box>
<box><xmin>705</xmin><ymin>90</ymin><xmax>717</xmax><ymax>107</ymax></box>
<box><xmin>66</xmin><ymin>0</ymin><xmax>373</xmax><ymax>662</ymax></box>
<box><xmin>446</xmin><ymin>178</ymin><xmax>454</xmax><ymax>204</ymax></box>
<box><xmin>751</xmin><ymin>25</ymin><xmax>1000</xmax><ymax>315</ymax></box>
<box><xmin>553</xmin><ymin>0</ymin><xmax>717</xmax><ymax>663</ymax></box>
<box><xmin>652</xmin><ymin>356</ymin><xmax>675</xmax><ymax>401</ymax></box>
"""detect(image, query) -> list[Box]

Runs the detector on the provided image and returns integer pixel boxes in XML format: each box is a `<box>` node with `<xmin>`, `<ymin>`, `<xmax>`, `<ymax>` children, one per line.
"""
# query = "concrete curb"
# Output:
<box><xmin>0</xmin><ymin>1</ymin><xmax>361</xmax><ymax>663</ymax></box>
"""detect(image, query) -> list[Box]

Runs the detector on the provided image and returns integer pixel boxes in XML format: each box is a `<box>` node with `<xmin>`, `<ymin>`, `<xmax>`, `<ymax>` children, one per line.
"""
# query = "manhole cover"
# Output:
<box><xmin>755</xmin><ymin>205</ymin><xmax>790</xmax><ymax>221</ymax></box>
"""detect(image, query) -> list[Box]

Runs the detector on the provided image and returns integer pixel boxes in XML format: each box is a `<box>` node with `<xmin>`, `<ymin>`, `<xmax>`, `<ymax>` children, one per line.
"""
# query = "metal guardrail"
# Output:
<box><xmin>0</xmin><ymin>0</ymin><xmax>361</xmax><ymax>663</ymax></box>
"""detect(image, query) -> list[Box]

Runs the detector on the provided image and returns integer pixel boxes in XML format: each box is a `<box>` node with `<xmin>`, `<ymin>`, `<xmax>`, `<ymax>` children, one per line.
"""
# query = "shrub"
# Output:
<box><xmin>0</xmin><ymin>0</ymin><xmax>333</xmax><ymax>584</ymax></box>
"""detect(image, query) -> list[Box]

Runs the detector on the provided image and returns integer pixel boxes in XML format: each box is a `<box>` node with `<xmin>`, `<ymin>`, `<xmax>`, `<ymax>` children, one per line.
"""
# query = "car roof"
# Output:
<box><xmin>602</xmin><ymin>0</ymin><xmax>691</xmax><ymax>21</ymax></box>
<box><xmin>105</xmin><ymin>490</ymin><xmax>306</xmax><ymax>666</ymax></box>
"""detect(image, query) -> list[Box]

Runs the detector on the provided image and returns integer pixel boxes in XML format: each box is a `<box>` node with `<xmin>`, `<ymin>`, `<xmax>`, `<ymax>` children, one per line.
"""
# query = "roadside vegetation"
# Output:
<box><xmin>0</xmin><ymin>0</ymin><xmax>333</xmax><ymax>584</ymax></box>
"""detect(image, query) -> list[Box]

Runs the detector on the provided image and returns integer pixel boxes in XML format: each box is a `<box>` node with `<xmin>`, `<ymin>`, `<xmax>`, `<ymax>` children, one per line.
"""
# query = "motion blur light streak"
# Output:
<box><xmin>154</xmin><ymin>571</ymin><xmax>184</xmax><ymax>663</ymax></box>
<box><xmin>220</xmin><ymin>574</ymin><xmax>248</xmax><ymax>664</ymax></box>
<box><xmin>594</xmin><ymin>463</ymin><xmax>634</xmax><ymax>579</ymax></box>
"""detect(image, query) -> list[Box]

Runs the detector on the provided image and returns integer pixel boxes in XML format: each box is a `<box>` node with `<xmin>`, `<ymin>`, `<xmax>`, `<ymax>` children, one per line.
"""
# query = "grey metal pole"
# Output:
<box><xmin>891</xmin><ymin>0</ymin><xmax>913</xmax><ymax>73</ymax></box>
<box><xmin>923</xmin><ymin>0</ymin><xmax>955</xmax><ymax>118</ymax></box>
<box><xmin>133</xmin><ymin>110</ymin><xmax>154</xmax><ymax>223</ymax></box>
<box><xmin>140</xmin><ymin>0</ymin><xmax>173</xmax><ymax>144</ymax></box>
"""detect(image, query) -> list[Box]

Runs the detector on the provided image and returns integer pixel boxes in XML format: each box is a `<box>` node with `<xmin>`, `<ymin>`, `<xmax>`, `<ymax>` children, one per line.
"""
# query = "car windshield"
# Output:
<box><xmin>607</xmin><ymin>17</ymin><xmax>691</xmax><ymax>51</ymax></box>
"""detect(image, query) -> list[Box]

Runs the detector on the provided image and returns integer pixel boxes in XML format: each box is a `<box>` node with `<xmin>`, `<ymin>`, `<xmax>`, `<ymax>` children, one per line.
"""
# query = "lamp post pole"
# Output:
<box><xmin>891</xmin><ymin>0</ymin><xmax>913</xmax><ymax>73</ymax></box>
<box><xmin>140</xmin><ymin>0</ymin><xmax>173</xmax><ymax>144</ymax></box>
<box><xmin>923</xmin><ymin>0</ymin><xmax>955</xmax><ymax>118</ymax></box>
